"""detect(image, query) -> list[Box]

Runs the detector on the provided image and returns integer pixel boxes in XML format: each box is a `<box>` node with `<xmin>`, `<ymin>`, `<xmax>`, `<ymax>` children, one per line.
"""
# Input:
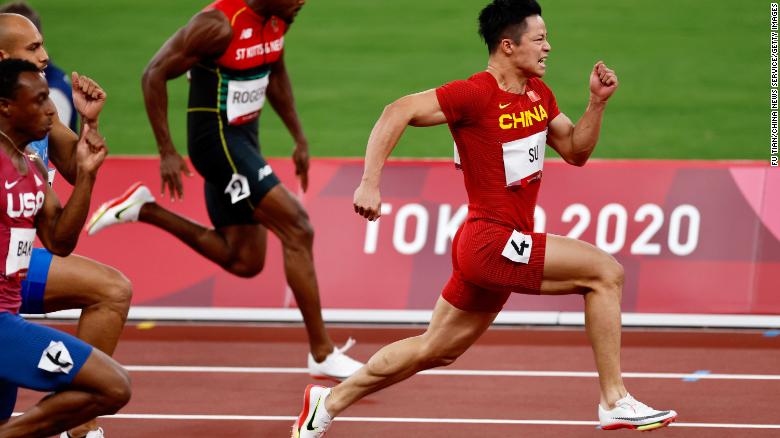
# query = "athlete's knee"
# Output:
<box><xmin>97</xmin><ymin>366</ymin><xmax>132</xmax><ymax>414</ymax></box>
<box><xmin>103</xmin><ymin>269</ymin><xmax>133</xmax><ymax>316</ymax></box>
<box><xmin>418</xmin><ymin>340</ymin><xmax>465</xmax><ymax>369</ymax></box>
<box><xmin>281</xmin><ymin>208</ymin><xmax>314</xmax><ymax>248</ymax></box>
<box><xmin>591</xmin><ymin>255</ymin><xmax>624</xmax><ymax>299</ymax></box>
<box><xmin>224</xmin><ymin>256</ymin><xmax>265</xmax><ymax>278</ymax></box>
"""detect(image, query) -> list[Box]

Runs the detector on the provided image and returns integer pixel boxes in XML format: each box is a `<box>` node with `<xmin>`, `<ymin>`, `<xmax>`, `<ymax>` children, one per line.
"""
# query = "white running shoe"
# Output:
<box><xmin>308</xmin><ymin>338</ymin><xmax>363</xmax><ymax>381</ymax></box>
<box><xmin>86</xmin><ymin>182</ymin><xmax>154</xmax><ymax>235</ymax></box>
<box><xmin>60</xmin><ymin>427</ymin><xmax>104</xmax><ymax>438</ymax></box>
<box><xmin>598</xmin><ymin>394</ymin><xmax>677</xmax><ymax>431</ymax></box>
<box><xmin>292</xmin><ymin>385</ymin><xmax>333</xmax><ymax>438</ymax></box>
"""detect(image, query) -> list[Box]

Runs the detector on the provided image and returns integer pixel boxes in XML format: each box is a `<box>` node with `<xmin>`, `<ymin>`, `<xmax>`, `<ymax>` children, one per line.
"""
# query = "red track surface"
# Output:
<box><xmin>14</xmin><ymin>323</ymin><xmax>780</xmax><ymax>437</ymax></box>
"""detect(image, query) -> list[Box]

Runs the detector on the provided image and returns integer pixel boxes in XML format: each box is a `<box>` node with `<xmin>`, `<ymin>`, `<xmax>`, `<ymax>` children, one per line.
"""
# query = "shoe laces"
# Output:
<box><xmin>334</xmin><ymin>337</ymin><xmax>356</xmax><ymax>356</ymax></box>
<box><xmin>617</xmin><ymin>394</ymin><xmax>653</xmax><ymax>414</ymax></box>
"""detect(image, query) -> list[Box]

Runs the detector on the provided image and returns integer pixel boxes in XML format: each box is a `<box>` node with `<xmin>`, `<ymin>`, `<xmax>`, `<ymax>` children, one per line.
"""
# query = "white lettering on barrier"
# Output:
<box><xmin>363</xmin><ymin>203</ymin><xmax>394</xmax><ymax>254</ymax></box>
<box><xmin>668</xmin><ymin>204</ymin><xmax>700</xmax><ymax>256</ymax></box>
<box><xmin>596</xmin><ymin>203</ymin><xmax>628</xmax><ymax>254</ymax></box>
<box><xmin>393</xmin><ymin>204</ymin><xmax>429</xmax><ymax>255</ymax></box>
<box><xmin>434</xmin><ymin>204</ymin><xmax>467</xmax><ymax>255</ymax></box>
<box><xmin>561</xmin><ymin>203</ymin><xmax>591</xmax><ymax>239</ymax></box>
<box><xmin>533</xmin><ymin>206</ymin><xmax>546</xmax><ymax>233</ymax></box>
<box><xmin>363</xmin><ymin>202</ymin><xmax>701</xmax><ymax>257</ymax></box>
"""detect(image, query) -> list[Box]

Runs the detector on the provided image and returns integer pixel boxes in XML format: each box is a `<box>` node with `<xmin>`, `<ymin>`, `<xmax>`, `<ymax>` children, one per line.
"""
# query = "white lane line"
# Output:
<box><xmin>12</xmin><ymin>413</ymin><xmax>780</xmax><ymax>429</ymax></box>
<box><xmin>123</xmin><ymin>365</ymin><xmax>780</xmax><ymax>381</ymax></box>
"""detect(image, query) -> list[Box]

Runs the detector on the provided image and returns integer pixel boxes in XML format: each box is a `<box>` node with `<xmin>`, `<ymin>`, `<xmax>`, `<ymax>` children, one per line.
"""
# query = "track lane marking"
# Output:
<box><xmin>11</xmin><ymin>413</ymin><xmax>780</xmax><ymax>429</ymax></box>
<box><xmin>122</xmin><ymin>365</ymin><xmax>780</xmax><ymax>380</ymax></box>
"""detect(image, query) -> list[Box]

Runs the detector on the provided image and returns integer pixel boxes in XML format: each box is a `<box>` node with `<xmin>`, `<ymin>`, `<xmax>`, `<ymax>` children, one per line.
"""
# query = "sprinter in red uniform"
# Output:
<box><xmin>292</xmin><ymin>1</ymin><xmax>677</xmax><ymax>436</ymax></box>
<box><xmin>86</xmin><ymin>0</ymin><xmax>362</xmax><ymax>380</ymax></box>
<box><xmin>0</xmin><ymin>58</ymin><xmax>130</xmax><ymax>438</ymax></box>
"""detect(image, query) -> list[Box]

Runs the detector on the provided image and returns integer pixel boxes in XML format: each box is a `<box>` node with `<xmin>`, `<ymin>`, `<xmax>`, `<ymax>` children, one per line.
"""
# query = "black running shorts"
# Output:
<box><xmin>187</xmin><ymin>111</ymin><xmax>281</xmax><ymax>228</ymax></box>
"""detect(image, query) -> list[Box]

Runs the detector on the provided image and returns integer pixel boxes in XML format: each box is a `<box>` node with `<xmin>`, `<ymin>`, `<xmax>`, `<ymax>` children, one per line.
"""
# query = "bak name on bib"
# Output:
<box><xmin>226</xmin><ymin>76</ymin><xmax>269</xmax><ymax>125</ymax></box>
<box><xmin>6</xmin><ymin>227</ymin><xmax>35</xmax><ymax>276</ymax></box>
<box><xmin>501</xmin><ymin>129</ymin><xmax>547</xmax><ymax>188</ymax></box>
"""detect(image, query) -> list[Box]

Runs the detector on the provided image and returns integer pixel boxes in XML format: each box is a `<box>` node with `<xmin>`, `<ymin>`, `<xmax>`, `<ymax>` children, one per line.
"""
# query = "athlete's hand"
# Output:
<box><xmin>292</xmin><ymin>142</ymin><xmax>310</xmax><ymax>192</ymax></box>
<box><xmin>71</xmin><ymin>72</ymin><xmax>107</xmax><ymax>125</ymax></box>
<box><xmin>160</xmin><ymin>151</ymin><xmax>192</xmax><ymax>200</ymax></box>
<box><xmin>589</xmin><ymin>61</ymin><xmax>618</xmax><ymax>102</ymax></box>
<box><xmin>75</xmin><ymin>124</ymin><xmax>107</xmax><ymax>176</ymax></box>
<box><xmin>353</xmin><ymin>182</ymin><xmax>382</xmax><ymax>221</ymax></box>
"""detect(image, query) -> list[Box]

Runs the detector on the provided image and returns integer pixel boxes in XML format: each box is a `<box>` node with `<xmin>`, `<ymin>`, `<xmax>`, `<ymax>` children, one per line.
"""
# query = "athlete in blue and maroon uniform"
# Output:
<box><xmin>0</xmin><ymin>11</ymin><xmax>132</xmax><ymax>438</ymax></box>
<box><xmin>0</xmin><ymin>58</ymin><xmax>130</xmax><ymax>438</ymax></box>
<box><xmin>87</xmin><ymin>0</ymin><xmax>363</xmax><ymax>380</ymax></box>
<box><xmin>293</xmin><ymin>1</ymin><xmax>676</xmax><ymax>436</ymax></box>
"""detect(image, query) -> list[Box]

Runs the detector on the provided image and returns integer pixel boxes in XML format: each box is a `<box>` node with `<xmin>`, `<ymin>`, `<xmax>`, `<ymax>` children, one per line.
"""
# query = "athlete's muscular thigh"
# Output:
<box><xmin>43</xmin><ymin>254</ymin><xmax>129</xmax><ymax>312</ymax></box>
<box><xmin>540</xmin><ymin>234</ymin><xmax>617</xmax><ymax>295</ymax></box>
<box><xmin>251</xmin><ymin>184</ymin><xmax>310</xmax><ymax>240</ymax></box>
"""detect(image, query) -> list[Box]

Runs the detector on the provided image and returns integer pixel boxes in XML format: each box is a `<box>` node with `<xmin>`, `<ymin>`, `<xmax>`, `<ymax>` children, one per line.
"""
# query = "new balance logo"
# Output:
<box><xmin>239</xmin><ymin>28</ymin><xmax>253</xmax><ymax>40</ymax></box>
<box><xmin>258</xmin><ymin>165</ymin><xmax>273</xmax><ymax>181</ymax></box>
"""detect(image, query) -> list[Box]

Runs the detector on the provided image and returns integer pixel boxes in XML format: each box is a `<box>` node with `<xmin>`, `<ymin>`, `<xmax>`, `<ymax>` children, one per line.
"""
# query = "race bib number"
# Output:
<box><xmin>502</xmin><ymin>129</ymin><xmax>547</xmax><ymax>187</ymax></box>
<box><xmin>501</xmin><ymin>229</ymin><xmax>533</xmax><ymax>264</ymax></box>
<box><xmin>38</xmin><ymin>341</ymin><xmax>74</xmax><ymax>374</ymax></box>
<box><xmin>5</xmin><ymin>227</ymin><xmax>35</xmax><ymax>276</ymax></box>
<box><xmin>225</xmin><ymin>173</ymin><xmax>251</xmax><ymax>204</ymax></box>
<box><xmin>226</xmin><ymin>76</ymin><xmax>269</xmax><ymax>125</ymax></box>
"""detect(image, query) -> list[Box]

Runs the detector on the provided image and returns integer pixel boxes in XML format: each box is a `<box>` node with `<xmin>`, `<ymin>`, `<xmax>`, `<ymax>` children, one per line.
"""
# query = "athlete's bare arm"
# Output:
<box><xmin>353</xmin><ymin>89</ymin><xmax>446</xmax><ymax>221</ymax></box>
<box><xmin>142</xmin><ymin>10</ymin><xmax>232</xmax><ymax>200</ymax></box>
<box><xmin>47</xmin><ymin>73</ymin><xmax>107</xmax><ymax>185</ymax></box>
<box><xmin>546</xmin><ymin>61</ymin><xmax>618</xmax><ymax>166</ymax></box>
<box><xmin>266</xmin><ymin>53</ymin><xmax>310</xmax><ymax>191</ymax></box>
<box><xmin>36</xmin><ymin>125</ymin><xmax>106</xmax><ymax>256</ymax></box>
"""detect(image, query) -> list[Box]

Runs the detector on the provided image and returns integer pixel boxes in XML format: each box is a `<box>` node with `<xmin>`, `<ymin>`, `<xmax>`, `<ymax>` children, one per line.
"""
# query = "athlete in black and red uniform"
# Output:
<box><xmin>86</xmin><ymin>0</ymin><xmax>362</xmax><ymax>380</ymax></box>
<box><xmin>292</xmin><ymin>1</ymin><xmax>677</xmax><ymax>436</ymax></box>
<box><xmin>0</xmin><ymin>58</ymin><xmax>130</xmax><ymax>438</ymax></box>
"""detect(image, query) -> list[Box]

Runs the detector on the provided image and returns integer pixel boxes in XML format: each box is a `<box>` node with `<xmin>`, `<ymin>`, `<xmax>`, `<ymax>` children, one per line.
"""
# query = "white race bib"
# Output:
<box><xmin>226</xmin><ymin>75</ymin><xmax>269</xmax><ymax>125</ymax></box>
<box><xmin>501</xmin><ymin>229</ymin><xmax>533</xmax><ymax>264</ymax></box>
<box><xmin>6</xmin><ymin>227</ymin><xmax>35</xmax><ymax>275</ymax></box>
<box><xmin>501</xmin><ymin>129</ymin><xmax>547</xmax><ymax>187</ymax></box>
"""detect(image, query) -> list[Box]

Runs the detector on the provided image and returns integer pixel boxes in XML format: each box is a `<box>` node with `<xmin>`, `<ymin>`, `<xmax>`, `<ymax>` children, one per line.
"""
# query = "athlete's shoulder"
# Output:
<box><xmin>204</xmin><ymin>0</ymin><xmax>244</xmax><ymax>16</ymax></box>
<box><xmin>439</xmin><ymin>71</ymin><xmax>494</xmax><ymax>97</ymax></box>
<box><xmin>528</xmin><ymin>77</ymin><xmax>555</xmax><ymax>98</ymax></box>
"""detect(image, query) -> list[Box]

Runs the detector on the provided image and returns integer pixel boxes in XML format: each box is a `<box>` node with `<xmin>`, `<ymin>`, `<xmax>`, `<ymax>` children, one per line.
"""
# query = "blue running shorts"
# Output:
<box><xmin>19</xmin><ymin>248</ymin><xmax>53</xmax><ymax>315</ymax></box>
<box><xmin>0</xmin><ymin>312</ymin><xmax>93</xmax><ymax>419</ymax></box>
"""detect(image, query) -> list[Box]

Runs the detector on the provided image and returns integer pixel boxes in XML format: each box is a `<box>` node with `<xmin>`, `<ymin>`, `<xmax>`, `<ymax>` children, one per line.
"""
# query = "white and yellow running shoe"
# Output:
<box><xmin>599</xmin><ymin>394</ymin><xmax>677</xmax><ymax>431</ymax></box>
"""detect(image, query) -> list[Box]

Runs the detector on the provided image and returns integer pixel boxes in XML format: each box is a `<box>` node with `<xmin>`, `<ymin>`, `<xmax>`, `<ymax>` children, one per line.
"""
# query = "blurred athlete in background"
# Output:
<box><xmin>0</xmin><ymin>58</ymin><xmax>130</xmax><ymax>438</ymax></box>
<box><xmin>0</xmin><ymin>11</ymin><xmax>133</xmax><ymax>438</ymax></box>
<box><xmin>87</xmin><ymin>0</ymin><xmax>362</xmax><ymax>380</ymax></box>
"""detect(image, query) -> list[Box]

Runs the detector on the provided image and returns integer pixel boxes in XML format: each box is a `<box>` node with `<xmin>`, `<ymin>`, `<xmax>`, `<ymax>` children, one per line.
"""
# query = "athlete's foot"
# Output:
<box><xmin>86</xmin><ymin>182</ymin><xmax>155</xmax><ymax>235</ymax></box>
<box><xmin>598</xmin><ymin>394</ymin><xmax>677</xmax><ymax>431</ymax></box>
<box><xmin>60</xmin><ymin>427</ymin><xmax>105</xmax><ymax>438</ymax></box>
<box><xmin>292</xmin><ymin>385</ymin><xmax>333</xmax><ymax>438</ymax></box>
<box><xmin>308</xmin><ymin>338</ymin><xmax>363</xmax><ymax>381</ymax></box>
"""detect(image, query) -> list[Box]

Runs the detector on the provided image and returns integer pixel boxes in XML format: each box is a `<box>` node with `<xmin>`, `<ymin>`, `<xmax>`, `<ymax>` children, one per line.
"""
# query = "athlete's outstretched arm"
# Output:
<box><xmin>141</xmin><ymin>10</ymin><xmax>232</xmax><ymax>200</ymax></box>
<box><xmin>266</xmin><ymin>53</ymin><xmax>310</xmax><ymax>191</ymax></box>
<box><xmin>353</xmin><ymin>89</ymin><xmax>447</xmax><ymax>221</ymax></box>
<box><xmin>547</xmin><ymin>61</ymin><xmax>618</xmax><ymax>167</ymax></box>
<box><xmin>36</xmin><ymin>125</ymin><xmax>106</xmax><ymax>256</ymax></box>
<box><xmin>47</xmin><ymin>73</ymin><xmax>107</xmax><ymax>185</ymax></box>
